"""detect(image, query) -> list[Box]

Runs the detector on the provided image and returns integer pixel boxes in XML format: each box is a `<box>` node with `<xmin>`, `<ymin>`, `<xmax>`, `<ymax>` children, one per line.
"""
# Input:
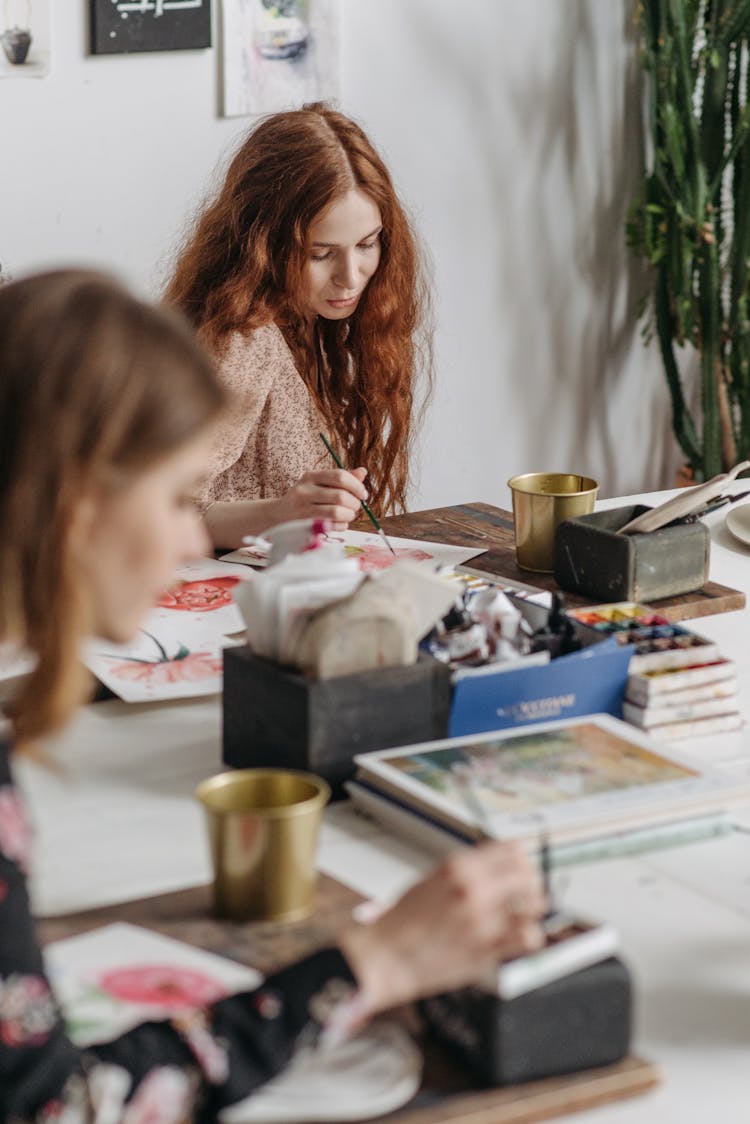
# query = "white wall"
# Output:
<box><xmin>0</xmin><ymin>0</ymin><xmax>681</xmax><ymax>510</ymax></box>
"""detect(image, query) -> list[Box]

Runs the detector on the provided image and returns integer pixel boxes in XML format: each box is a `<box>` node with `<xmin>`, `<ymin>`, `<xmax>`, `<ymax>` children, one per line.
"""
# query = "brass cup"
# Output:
<box><xmin>196</xmin><ymin>769</ymin><xmax>330</xmax><ymax>923</ymax></box>
<box><xmin>507</xmin><ymin>472</ymin><xmax>598</xmax><ymax>573</ymax></box>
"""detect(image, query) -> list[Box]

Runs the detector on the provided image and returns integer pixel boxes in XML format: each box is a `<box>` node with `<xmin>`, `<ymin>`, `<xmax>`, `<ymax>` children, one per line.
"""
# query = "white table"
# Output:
<box><xmin>16</xmin><ymin>486</ymin><xmax>750</xmax><ymax>1123</ymax></box>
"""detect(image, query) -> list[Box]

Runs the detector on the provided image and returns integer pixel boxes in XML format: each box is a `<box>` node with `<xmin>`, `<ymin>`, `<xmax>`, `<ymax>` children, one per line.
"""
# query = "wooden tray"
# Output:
<box><xmin>380</xmin><ymin>502</ymin><xmax>745</xmax><ymax>623</ymax></box>
<box><xmin>39</xmin><ymin>876</ymin><xmax>660</xmax><ymax>1124</ymax></box>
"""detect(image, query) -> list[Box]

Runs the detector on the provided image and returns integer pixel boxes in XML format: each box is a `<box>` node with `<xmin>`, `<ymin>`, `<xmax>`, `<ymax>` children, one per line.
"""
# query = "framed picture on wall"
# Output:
<box><xmin>1</xmin><ymin>0</ymin><xmax>50</xmax><ymax>77</ymax></box>
<box><xmin>221</xmin><ymin>0</ymin><xmax>339</xmax><ymax>117</ymax></box>
<box><xmin>90</xmin><ymin>0</ymin><xmax>212</xmax><ymax>55</ymax></box>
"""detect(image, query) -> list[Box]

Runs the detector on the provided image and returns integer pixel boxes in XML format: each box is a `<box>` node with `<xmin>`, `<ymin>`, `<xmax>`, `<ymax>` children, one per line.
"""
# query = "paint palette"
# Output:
<box><xmin>566</xmin><ymin>603</ymin><xmax>721</xmax><ymax>673</ymax></box>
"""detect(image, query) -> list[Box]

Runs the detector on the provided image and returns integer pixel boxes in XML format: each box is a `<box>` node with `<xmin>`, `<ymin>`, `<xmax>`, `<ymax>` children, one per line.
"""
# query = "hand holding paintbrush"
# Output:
<box><xmin>320</xmin><ymin>433</ymin><xmax>396</xmax><ymax>555</ymax></box>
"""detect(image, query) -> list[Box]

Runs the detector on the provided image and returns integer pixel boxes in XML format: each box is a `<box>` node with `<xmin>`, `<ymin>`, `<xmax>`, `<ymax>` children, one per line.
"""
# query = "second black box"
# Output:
<box><xmin>222</xmin><ymin>648</ymin><xmax>453</xmax><ymax>797</ymax></box>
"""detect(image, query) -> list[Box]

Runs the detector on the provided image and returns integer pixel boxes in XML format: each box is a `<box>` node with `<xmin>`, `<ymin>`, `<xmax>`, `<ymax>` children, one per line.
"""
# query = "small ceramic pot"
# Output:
<box><xmin>1</xmin><ymin>27</ymin><xmax>32</xmax><ymax>65</ymax></box>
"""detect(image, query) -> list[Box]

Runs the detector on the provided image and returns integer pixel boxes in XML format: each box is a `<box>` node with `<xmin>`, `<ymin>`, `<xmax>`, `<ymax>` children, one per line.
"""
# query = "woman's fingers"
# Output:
<box><xmin>288</xmin><ymin>470</ymin><xmax>370</xmax><ymax>524</ymax></box>
<box><xmin>340</xmin><ymin>840</ymin><xmax>547</xmax><ymax>1016</ymax></box>
<box><xmin>301</xmin><ymin>468</ymin><xmax>369</xmax><ymax>502</ymax></box>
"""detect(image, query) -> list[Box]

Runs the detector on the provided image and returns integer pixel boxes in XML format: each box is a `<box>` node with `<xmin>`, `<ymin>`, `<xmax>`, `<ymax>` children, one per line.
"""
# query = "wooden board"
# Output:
<box><xmin>378</xmin><ymin>502</ymin><xmax>745</xmax><ymax>623</ymax></box>
<box><xmin>374</xmin><ymin>1055</ymin><xmax>660</xmax><ymax>1123</ymax></box>
<box><xmin>38</xmin><ymin>877</ymin><xmax>660</xmax><ymax>1124</ymax></box>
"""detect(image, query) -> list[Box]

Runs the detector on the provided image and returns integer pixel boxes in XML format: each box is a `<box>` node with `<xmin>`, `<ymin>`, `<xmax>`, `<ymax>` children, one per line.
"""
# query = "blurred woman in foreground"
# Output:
<box><xmin>0</xmin><ymin>270</ymin><xmax>544</xmax><ymax>1122</ymax></box>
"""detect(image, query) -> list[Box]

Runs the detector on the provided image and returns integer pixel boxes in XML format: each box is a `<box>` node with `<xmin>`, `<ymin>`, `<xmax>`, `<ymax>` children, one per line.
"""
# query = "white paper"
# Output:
<box><xmin>222</xmin><ymin>529</ymin><xmax>487</xmax><ymax>573</ymax></box>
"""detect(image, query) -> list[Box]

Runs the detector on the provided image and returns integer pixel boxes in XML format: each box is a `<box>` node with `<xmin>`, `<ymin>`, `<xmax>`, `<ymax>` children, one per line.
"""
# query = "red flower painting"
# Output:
<box><xmin>97</xmin><ymin>965</ymin><xmax>228</xmax><ymax>1011</ymax></box>
<box><xmin>157</xmin><ymin>577</ymin><xmax>239</xmax><ymax>613</ymax></box>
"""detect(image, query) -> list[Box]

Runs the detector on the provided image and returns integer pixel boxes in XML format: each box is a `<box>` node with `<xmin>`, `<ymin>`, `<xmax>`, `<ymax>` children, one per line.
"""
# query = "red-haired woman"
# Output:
<box><xmin>166</xmin><ymin>102</ymin><xmax>429</xmax><ymax>549</ymax></box>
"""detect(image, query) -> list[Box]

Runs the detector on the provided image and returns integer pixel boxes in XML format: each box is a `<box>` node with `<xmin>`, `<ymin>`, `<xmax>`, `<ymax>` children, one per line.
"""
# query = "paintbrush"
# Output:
<box><xmin>319</xmin><ymin>432</ymin><xmax>396</xmax><ymax>556</ymax></box>
<box><xmin>539</xmin><ymin>832</ymin><xmax>561</xmax><ymax>926</ymax></box>
<box><xmin>618</xmin><ymin>459</ymin><xmax>750</xmax><ymax>534</ymax></box>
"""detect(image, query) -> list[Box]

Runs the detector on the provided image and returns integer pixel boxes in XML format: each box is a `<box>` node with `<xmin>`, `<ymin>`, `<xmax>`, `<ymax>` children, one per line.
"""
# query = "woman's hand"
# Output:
<box><xmin>274</xmin><ymin>467</ymin><xmax>368</xmax><ymax>529</ymax></box>
<box><xmin>202</xmin><ymin>467</ymin><xmax>369</xmax><ymax>548</ymax></box>
<box><xmin>339</xmin><ymin>842</ymin><xmax>545</xmax><ymax>1015</ymax></box>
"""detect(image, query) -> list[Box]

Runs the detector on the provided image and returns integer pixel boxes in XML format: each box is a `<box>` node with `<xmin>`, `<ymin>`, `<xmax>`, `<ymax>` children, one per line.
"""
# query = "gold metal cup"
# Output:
<box><xmin>507</xmin><ymin>472</ymin><xmax>598</xmax><ymax>573</ymax></box>
<box><xmin>196</xmin><ymin>769</ymin><xmax>330</xmax><ymax>923</ymax></box>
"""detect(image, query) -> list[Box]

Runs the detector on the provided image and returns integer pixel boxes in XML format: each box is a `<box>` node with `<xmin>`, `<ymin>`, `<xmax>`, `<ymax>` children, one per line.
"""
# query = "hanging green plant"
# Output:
<box><xmin>627</xmin><ymin>0</ymin><xmax>750</xmax><ymax>481</ymax></box>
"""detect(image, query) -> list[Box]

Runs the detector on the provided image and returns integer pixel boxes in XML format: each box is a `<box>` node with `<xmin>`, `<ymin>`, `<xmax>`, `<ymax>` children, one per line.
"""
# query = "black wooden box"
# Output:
<box><xmin>421</xmin><ymin>956</ymin><xmax>631</xmax><ymax>1086</ymax></box>
<box><xmin>554</xmin><ymin>504</ymin><xmax>710</xmax><ymax>603</ymax></box>
<box><xmin>222</xmin><ymin>648</ymin><xmax>453</xmax><ymax>797</ymax></box>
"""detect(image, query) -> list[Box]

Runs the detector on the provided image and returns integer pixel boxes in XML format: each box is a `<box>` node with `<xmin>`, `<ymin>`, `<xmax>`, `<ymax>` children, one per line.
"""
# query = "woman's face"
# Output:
<box><xmin>302</xmin><ymin>187</ymin><xmax>382</xmax><ymax>320</ymax></box>
<box><xmin>71</xmin><ymin>434</ymin><xmax>213</xmax><ymax>643</ymax></box>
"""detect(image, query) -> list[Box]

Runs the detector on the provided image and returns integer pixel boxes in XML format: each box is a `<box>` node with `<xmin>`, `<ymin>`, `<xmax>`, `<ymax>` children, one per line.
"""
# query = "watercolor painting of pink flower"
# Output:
<box><xmin>104</xmin><ymin>632</ymin><xmax>222</xmax><ymax>685</ymax></box>
<box><xmin>157</xmin><ymin>577</ymin><xmax>239</xmax><ymax>613</ymax></box>
<box><xmin>109</xmin><ymin>651</ymin><xmax>223</xmax><ymax>685</ymax></box>
<box><xmin>342</xmin><ymin>544</ymin><xmax>433</xmax><ymax>572</ymax></box>
<box><xmin>97</xmin><ymin>965</ymin><xmax>227</xmax><ymax>1010</ymax></box>
<box><xmin>0</xmin><ymin>786</ymin><xmax>31</xmax><ymax>872</ymax></box>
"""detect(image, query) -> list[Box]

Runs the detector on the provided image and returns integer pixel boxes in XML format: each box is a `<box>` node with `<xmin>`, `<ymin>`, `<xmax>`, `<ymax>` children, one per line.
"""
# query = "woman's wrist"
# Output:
<box><xmin>338</xmin><ymin>923</ymin><xmax>416</xmax><ymax>1017</ymax></box>
<box><xmin>203</xmin><ymin>498</ymin><xmax>284</xmax><ymax>549</ymax></box>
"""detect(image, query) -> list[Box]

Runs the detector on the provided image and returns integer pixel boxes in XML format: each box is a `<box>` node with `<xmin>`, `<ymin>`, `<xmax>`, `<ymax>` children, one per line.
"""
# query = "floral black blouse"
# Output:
<box><xmin>0</xmin><ymin>739</ymin><xmax>357</xmax><ymax>1123</ymax></box>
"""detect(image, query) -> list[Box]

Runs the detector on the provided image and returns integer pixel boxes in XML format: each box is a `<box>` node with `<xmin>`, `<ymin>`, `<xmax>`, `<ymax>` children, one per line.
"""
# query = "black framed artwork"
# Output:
<box><xmin>90</xmin><ymin>1</ymin><xmax>211</xmax><ymax>55</ymax></box>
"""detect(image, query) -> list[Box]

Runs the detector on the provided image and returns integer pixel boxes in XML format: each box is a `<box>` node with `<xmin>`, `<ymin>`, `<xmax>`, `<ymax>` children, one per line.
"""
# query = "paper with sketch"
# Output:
<box><xmin>45</xmin><ymin>923</ymin><xmax>260</xmax><ymax>1047</ymax></box>
<box><xmin>84</xmin><ymin>560</ymin><xmax>253</xmax><ymax>702</ymax></box>
<box><xmin>222</xmin><ymin>529</ymin><xmax>486</xmax><ymax>573</ymax></box>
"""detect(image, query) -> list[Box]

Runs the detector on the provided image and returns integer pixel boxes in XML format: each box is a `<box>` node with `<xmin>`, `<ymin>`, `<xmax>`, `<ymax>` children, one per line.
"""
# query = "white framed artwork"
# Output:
<box><xmin>0</xmin><ymin>0</ymin><xmax>49</xmax><ymax>78</ymax></box>
<box><xmin>221</xmin><ymin>0</ymin><xmax>339</xmax><ymax>118</ymax></box>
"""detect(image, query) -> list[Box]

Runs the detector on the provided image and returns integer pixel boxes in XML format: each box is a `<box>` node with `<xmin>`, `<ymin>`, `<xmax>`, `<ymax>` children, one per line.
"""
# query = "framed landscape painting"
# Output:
<box><xmin>90</xmin><ymin>0</ymin><xmax>211</xmax><ymax>55</ymax></box>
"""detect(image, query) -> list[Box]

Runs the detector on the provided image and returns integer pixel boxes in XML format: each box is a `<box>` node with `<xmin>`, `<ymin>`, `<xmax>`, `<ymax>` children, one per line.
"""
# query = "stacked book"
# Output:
<box><xmin>347</xmin><ymin>714</ymin><xmax>749</xmax><ymax>860</ymax></box>
<box><xmin>623</xmin><ymin>657</ymin><xmax>741</xmax><ymax>741</ymax></box>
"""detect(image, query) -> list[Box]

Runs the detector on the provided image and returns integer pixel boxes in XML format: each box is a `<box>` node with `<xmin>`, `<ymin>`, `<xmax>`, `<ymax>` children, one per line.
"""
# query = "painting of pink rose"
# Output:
<box><xmin>157</xmin><ymin>577</ymin><xmax>239</xmax><ymax>613</ymax></box>
<box><xmin>97</xmin><ymin>965</ymin><xmax>227</xmax><ymax>1010</ymax></box>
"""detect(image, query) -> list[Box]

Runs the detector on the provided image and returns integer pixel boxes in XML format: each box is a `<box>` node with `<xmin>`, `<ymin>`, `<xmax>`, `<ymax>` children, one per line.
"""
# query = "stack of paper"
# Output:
<box><xmin>347</xmin><ymin>715</ymin><xmax>750</xmax><ymax>852</ymax></box>
<box><xmin>623</xmin><ymin>658</ymin><xmax>741</xmax><ymax>740</ymax></box>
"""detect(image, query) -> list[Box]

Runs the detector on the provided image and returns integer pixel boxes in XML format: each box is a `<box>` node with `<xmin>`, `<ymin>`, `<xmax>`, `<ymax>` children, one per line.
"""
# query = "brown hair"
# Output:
<box><xmin>0</xmin><ymin>270</ymin><xmax>226</xmax><ymax>746</ymax></box>
<box><xmin>165</xmin><ymin>102</ymin><xmax>430</xmax><ymax>514</ymax></box>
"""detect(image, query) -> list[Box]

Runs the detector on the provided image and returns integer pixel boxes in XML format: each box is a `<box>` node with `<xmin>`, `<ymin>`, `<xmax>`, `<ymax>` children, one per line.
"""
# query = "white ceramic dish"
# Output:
<box><xmin>219</xmin><ymin>1020</ymin><xmax>422</xmax><ymax>1123</ymax></box>
<box><xmin>725</xmin><ymin>502</ymin><xmax>750</xmax><ymax>547</ymax></box>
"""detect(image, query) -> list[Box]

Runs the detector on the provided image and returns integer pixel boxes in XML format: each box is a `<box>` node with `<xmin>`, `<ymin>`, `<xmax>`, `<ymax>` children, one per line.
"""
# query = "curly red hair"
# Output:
<box><xmin>165</xmin><ymin>102</ymin><xmax>430</xmax><ymax>514</ymax></box>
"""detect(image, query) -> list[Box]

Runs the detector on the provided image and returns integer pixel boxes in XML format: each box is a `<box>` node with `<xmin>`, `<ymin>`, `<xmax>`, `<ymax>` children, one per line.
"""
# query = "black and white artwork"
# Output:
<box><xmin>90</xmin><ymin>0</ymin><xmax>211</xmax><ymax>56</ymax></box>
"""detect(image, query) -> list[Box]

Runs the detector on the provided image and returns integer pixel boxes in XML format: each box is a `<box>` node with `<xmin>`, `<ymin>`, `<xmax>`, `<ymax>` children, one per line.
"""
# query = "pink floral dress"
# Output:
<box><xmin>0</xmin><ymin>740</ymin><xmax>357</xmax><ymax>1123</ymax></box>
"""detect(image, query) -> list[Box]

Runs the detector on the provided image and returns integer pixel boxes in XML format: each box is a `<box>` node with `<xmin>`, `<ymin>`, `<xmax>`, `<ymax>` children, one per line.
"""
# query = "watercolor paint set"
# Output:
<box><xmin>566</xmin><ymin>602</ymin><xmax>721</xmax><ymax>673</ymax></box>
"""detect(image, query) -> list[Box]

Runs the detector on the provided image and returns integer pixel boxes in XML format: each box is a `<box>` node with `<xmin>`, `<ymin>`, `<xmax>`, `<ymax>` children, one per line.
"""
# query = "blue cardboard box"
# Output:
<box><xmin>448</xmin><ymin>637</ymin><xmax>632</xmax><ymax>738</ymax></box>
